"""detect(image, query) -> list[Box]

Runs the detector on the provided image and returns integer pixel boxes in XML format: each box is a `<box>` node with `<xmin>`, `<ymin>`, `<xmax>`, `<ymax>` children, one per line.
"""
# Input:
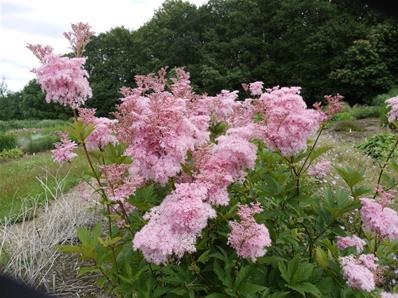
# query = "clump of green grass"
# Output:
<box><xmin>0</xmin><ymin>134</ymin><xmax>17</xmax><ymax>151</ymax></box>
<box><xmin>332</xmin><ymin>120</ymin><xmax>364</xmax><ymax>132</ymax></box>
<box><xmin>0</xmin><ymin>151</ymin><xmax>87</xmax><ymax>221</ymax></box>
<box><xmin>0</xmin><ymin>148</ymin><xmax>24</xmax><ymax>161</ymax></box>
<box><xmin>356</xmin><ymin>133</ymin><xmax>398</xmax><ymax>161</ymax></box>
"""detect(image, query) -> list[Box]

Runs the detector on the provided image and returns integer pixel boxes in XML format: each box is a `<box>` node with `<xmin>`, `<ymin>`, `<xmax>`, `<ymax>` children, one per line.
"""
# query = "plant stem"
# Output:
<box><xmin>298</xmin><ymin>125</ymin><xmax>325</xmax><ymax>176</ymax></box>
<box><xmin>373</xmin><ymin>138</ymin><xmax>398</xmax><ymax>198</ymax></box>
<box><xmin>72</xmin><ymin>109</ymin><xmax>120</xmax><ymax>278</ymax></box>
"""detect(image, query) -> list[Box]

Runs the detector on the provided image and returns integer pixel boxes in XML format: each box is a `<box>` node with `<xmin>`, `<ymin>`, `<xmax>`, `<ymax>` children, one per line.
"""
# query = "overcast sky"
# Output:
<box><xmin>0</xmin><ymin>0</ymin><xmax>208</xmax><ymax>92</ymax></box>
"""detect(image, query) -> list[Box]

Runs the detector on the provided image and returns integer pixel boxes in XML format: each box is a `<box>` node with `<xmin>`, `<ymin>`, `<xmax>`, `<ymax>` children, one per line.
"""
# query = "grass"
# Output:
<box><xmin>0</xmin><ymin>150</ymin><xmax>87</xmax><ymax>221</ymax></box>
<box><xmin>0</xmin><ymin>119</ymin><xmax>69</xmax><ymax>132</ymax></box>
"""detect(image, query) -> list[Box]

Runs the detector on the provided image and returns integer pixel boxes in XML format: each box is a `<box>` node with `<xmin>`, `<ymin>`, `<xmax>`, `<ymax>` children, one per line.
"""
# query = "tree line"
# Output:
<box><xmin>1</xmin><ymin>0</ymin><xmax>398</xmax><ymax>119</ymax></box>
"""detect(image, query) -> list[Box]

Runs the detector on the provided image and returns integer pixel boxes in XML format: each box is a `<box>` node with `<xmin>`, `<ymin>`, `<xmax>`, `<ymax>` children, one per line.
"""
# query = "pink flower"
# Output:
<box><xmin>170</xmin><ymin>67</ymin><xmax>193</xmax><ymax>98</ymax></box>
<box><xmin>28</xmin><ymin>53</ymin><xmax>92</xmax><ymax>108</ymax></box>
<box><xmin>26</xmin><ymin>44</ymin><xmax>54</xmax><ymax>63</ymax></box>
<box><xmin>228</xmin><ymin>203</ymin><xmax>271</xmax><ymax>261</ymax></box>
<box><xmin>78</xmin><ymin>108</ymin><xmax>118</xmax><ymax>150</ymax></box>
<box><xmin>386</xmin><ymin>96</ymin><xmax>398</xmax><ymax>123</ymax></box>
<box><xmin>375</xmin><ymin>185</ymin><xmax>396</xmax><ymax>207</ymax></box>
<box><xmin>257</xmin><ymin>86</ymin><xmax>324</xmax><ymax>156</ymax></box>
<box><xmin>101</xmin><ymin>164</ymin><xmax>143</xmax><ymax>201</ymax></box>
<box><xmin>63</xmin><ymin>22</ymin><xmax>94</xmax><ymax>55</ymax></box>
<box><xmin>381</xmin><ymin>292</ymin><xmax>398</xmax><ymax>298</ymax></box>
<box><xmin>249</xmin><ymin>81</ymin><xmax>264</xmax><ymax>96</ymax></box>
<box><xmin>339</xmin><ymin>255</ymin><xmax>376</xmax><ymax>292</ymax></box>
<box><xmin>324</xmin><ymin>94</ymin><xmax>344</xmax><ymax>119</ymax></box>
<box><xmin>308</xmin><ymin>160</ymin><xmax>331</xmax><ymax>179</ymax></box>
<box><xmin>194</xmin><ymin>133</ymin><xmax>257</xmax><ymax>205</ymax></box>
<box><xmin>133</xmin><ymin>183</ymin><xmax>216</xmax><ymax>264</ymax></box>
<box><xmin>52</xmin><ymin>133</ymin><xmax>78</xmax><ymax>164</ymax></box>
<box><xmin>336</xmin><ymin>235</ymin><xmax>366</xmax><ymax>253</ymax></box>
<box><xmin>360</xmin><ymin>198</ymin><xmax>398</xmax><ymax>241</ymax></box>
<box><xmin>117</xmin><ymin>69</ymin><xmax>210</xmax><ymax>185</ymax></box>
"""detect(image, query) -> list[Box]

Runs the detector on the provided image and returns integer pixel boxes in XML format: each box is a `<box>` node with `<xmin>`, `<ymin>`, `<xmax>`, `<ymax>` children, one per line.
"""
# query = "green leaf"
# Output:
<box><xmin>335</xmin><ymin>166</ymin><xmax>365</xmax><ymax>189</ymax></box>
<box><xmin>198</xmin><ymin>249</ymin><xmax>211</xmax><ymax>264</ymax></box>
<box><xmin>205</xmin><ymin>294</ymin><xmax>227</xmax><ymax>298</ymax></box>
<box><xmin>235</xmin><ymin>265</ymin><xmax>252</xmax><ymax>289</ymax></box>
<box><xmin>309</xmin><ymin>145</ymin><xmax>334</xmax><ymax>162</ymax></box>
<box><xmin>78</xmin><ymin>266</ymin><xmax>100</xmax><ymax>276</ymax></box>
<box><xmin>287</xmin><ymin>282</ymin><xmax>322</xmax><ymax>297</ymax></box>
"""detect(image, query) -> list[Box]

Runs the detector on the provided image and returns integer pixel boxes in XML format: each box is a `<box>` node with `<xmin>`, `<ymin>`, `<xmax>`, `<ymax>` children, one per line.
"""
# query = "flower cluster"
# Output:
<box><xmin>307</xmin><ymin>160</ymin><xmax>331</xmax><ymax>179</ymax></box>
<box><xmin>52</xmin><ymin>133</ymin><xmax>78</xmax><ymax>164</ymax></box>
<box><xmin>63</xmin><ymin>22</ymin><xmax>94</xmax><ymax>55</ymax></box>
<box><xmin>375</xmin><ymin>185</ymin><xmax>396</xmax><ymax>207</ymax></box>
<box><xmin>249</xmin><ymin>81</ymin><xmax>264</xmax><ymax>96</ymax></box>
<box><xmin>101</xmin><ymin>164</ymin><xmax>143</xmax><ymax>201</ymax></box>
<box><xmin>336</xmin><ymin>235</ymin><xmax>366</xmax><ymax>253</ymax></box>
<box><xmin>133</xmin><ymin>183</ymin><xmax>216</xmax><ymax>264</ymax></box>
<box><xmin>339</xmin><ymin>254</ymin><xmax>378</xmax><ymax>292</ymax></box>
<box><xmin>360</xmin><ymin>198</ymin><xmax>398</xmax><ymax>241</ymax></box>
<box><xmin>30</xmin><ymin>54</ymin><xmax>92</xmax><ymax>108</ymax></box>
<box><xmin>381</xmin><ymin>292</ymin><xmax>398</xmax><ymax>298</ymax></box>
<box><xmin>78</xmin><ymin>108</ymin><xmax>118</xmax><ymax>151</ymax></box>
<box><xmin>258</xmin><ymin>86</ymin><xmax>324</xmax><ymax>156</ymax></box>
<box><xmin>386</xmin><ymin>96</ymin><xmax>398</xmax><ymax>123</ymax></box>
<box><xmin>117</xmin><ymin>69</ymin><xmax>209</xmax><ymax>185</ymax></box>
<box><xmin>228</xmin><ymin>203</ymin><xmax>271</xmax><ymax>261</ymax></box>
<box><xmin>194</xmin><ymin>132</ymin><xmax>257</xmax><ymax>205</ymax></box>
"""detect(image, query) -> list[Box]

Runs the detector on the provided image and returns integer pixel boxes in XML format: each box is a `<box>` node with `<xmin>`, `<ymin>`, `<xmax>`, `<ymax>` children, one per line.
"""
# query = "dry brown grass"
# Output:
<box><xmin>0</xmin><ymin>174</ymin><xmax>106</xmax><ymax>297</ymax></box>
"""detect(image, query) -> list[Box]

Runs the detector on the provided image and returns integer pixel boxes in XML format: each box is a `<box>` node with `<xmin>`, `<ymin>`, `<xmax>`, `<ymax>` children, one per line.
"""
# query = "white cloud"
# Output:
<box><xmin>0</xmin><ymin>0</ymin><xmax>208</xmax><ymax>91</ymax></box>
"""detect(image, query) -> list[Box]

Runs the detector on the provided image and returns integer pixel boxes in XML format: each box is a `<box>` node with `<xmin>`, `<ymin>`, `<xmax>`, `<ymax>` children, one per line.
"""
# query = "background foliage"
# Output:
<box><xmin>1</xmin><ymin>0</ymin><xmax>398</xmax><ymax>118</ymax></box>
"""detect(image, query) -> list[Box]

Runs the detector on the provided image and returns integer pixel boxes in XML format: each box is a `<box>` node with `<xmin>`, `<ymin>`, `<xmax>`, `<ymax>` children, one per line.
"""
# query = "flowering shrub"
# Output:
<box><xmin>28</xmin><ymin>23</ymin><xmax>398</xmax><ymax>297</ymax></box>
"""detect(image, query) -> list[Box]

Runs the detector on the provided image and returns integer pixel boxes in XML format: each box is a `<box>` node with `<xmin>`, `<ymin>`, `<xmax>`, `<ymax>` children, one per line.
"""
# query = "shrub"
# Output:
<box><xmin>0</xmin><ymin>148</ymin><xmax>24</xmax><ymax>161</ymax></box>
<box><xmin>350</xmin><ymin>105</ymin><xmax>381</xmax><ymax>119</ymax></box>
<box><xmin>25</xmin><ymin>25</ymin><xmax>398</xmax><ymax>298</ymax></box>
<box><xmin>372</xmin><ymin>85</ymin><xmax>398</xmax><ymax>106</ymax></box>
<box><xmin>332</xmin><ymin>120</ymin><xmax>364</xmax><ymax>132</ymax></box>
<box><xmin>0</xmin><ymin>134</ymin><xmax>16</xmax><ymax>151</ymax></box>
<box><xmin>356</xmin><ymin>133</ymin><xmax>398</xmax><ymax>160</ymax></box>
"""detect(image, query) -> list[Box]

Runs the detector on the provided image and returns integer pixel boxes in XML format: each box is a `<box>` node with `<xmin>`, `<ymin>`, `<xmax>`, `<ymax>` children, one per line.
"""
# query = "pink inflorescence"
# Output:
<box><xmin>381</xmin><ymin>293</ymin><xmax>398</xmax><ymax>298</ymax></box>
<box><xmin>386</xmin><ymin>96</ymin><xmax>398</xmax><ymax>123</ymax></box>
<box><xmin>132</xmin><ymin>183</ymin><xmax>216</xmax><ymax>264</ymax></box>
<box><xmin>307</xmin><ymin>160</ymin><xmax>331</xmax><ymax>179</ymax></box>
<box><xmin>78</xmin><ymin>108</ymin><xmax>118</xmax><ymax>151</ymax></box>
<box><xmin>52</xmin><ymin>133</ymin><xmax>78</xmax><ymax>164</ymax></box>
<box><xmin>375</xmin><ymin>185</ymin><xmax>396</xmax><ymax>207</ymax></box>
<box><xmin>101</xmin><ymin>164</ymin><xmax>143</xmax><ymax>201</ymax></box>
<box><xmin>117</xmin><ymin>68</ymin><xmax>209</xmax><ymax>185</ymax></box>
<box><xmin>194</xmin><ymin>132</ymin><xmax>257</xmax><ymax>206</ymax></box>
<box><xmin>336</xmin><ymin>235</ymin><xmax>366</xmax><ymax>253</ymax></box>
<box><xmin>28</xmin><ymin>52</ymin><xmax>92</xmax><ymax>108</ymax></box>
<box><xmin>257</xmin><ymin>86</ymin><xmax>324</xmax><ymax>156</ymax></box>
<box><xmin>249</xmin><ymin>81</ymin><xmax>264</xmax><ymax>96</ymax></box>
<box><xmin>228</xmin><ymin>203</ymin><xmax>271</xmax><ymax>262</ymax></box>
<box><xmin>63</xmin><ymin>22</ymin><xmax>94</xmax><ymax>55</ymax></box>
<box><xmin>339</xmin><ymin>254</ymin><xmax>378</xmax><ymax>292</ymax></box>
<box><xmin>360</xmin><ymin>198</ymin><xmax>398</xmax><ymax>241</ymax></box>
